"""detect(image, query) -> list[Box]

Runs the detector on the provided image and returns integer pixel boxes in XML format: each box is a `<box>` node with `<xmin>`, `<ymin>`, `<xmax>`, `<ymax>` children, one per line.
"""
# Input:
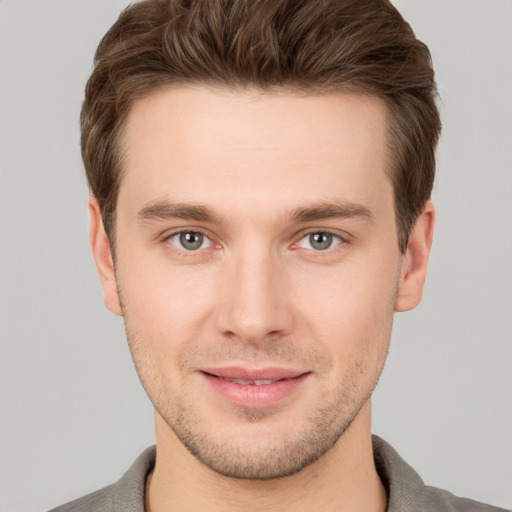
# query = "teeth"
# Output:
<box><xmin>223</xmin><ymin>378</ymin><xmax>275</xmax><ymax>385</ymax></box>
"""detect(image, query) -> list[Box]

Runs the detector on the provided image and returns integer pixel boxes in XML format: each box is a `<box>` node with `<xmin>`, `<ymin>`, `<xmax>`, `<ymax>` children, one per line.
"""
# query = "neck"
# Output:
<box><xmin>146</xmin><ymin>402</ymin><xmax>387</xmax><ymax>512</ymax></box>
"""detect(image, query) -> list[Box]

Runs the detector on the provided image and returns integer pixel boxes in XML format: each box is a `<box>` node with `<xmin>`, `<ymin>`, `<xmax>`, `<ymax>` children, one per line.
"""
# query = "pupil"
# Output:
<box><xmin>311</xmin><ymin>232</ymin><xmax>332</xmax><ymax>250</ymax></box>
<box><xmin>180</xmin><ymin>232</ymin><xmax>203</xmax><ymax>250</ymax></box>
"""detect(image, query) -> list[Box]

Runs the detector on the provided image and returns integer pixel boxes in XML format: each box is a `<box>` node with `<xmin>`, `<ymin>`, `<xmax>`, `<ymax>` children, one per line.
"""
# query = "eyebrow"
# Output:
<box><xmin>137</xmin><ymin>201</ymin><xmax>219</xmax><ymax>223</ymax></box>
<box><xmin>136</xmin><ymin>199</ymin><xmax>373</xmax><ymax>225</ymax></box>
<box><xmin>289</xmin><ymin>202</ymin><xmax>373</xmax><ymax>223</ymax></box>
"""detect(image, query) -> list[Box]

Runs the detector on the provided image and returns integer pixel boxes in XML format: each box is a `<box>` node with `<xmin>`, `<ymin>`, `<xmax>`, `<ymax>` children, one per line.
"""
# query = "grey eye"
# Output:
<box><xmin>168</xmin><ymin>231</ymin><xmax>211</xmax><ymax>251</ymax></box>
<box><xmin>309</xmin><ymin>232</ymin><xmax>333</xmax><ymax>250</ymax></box>
<box><xmin>297</xmin><ymin>232</ymin><xmax>341</xmax><ymax>251</ymax></box>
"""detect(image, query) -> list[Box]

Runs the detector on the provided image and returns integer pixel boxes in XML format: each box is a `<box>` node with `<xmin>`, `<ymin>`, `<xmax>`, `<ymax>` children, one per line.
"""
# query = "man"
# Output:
<box><xmin>50</xmin><ymin>0</ymin><xmax>507</xmax><ymax>511</ymax></box>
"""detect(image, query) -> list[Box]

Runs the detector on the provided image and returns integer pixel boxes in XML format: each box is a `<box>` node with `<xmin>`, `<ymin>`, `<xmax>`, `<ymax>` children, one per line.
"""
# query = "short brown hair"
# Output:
<box><xmin>81</xmin><ymin>0</ymin><xmax>441</xmax><ymax>253</ymax></box>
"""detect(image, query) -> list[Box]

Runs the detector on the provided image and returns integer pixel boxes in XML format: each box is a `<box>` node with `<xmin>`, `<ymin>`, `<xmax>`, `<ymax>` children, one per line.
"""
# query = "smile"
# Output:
<box><xmin>200</xmin><ymin>367</ymin><xmax>310</xmax><ymax>408</ymax></box>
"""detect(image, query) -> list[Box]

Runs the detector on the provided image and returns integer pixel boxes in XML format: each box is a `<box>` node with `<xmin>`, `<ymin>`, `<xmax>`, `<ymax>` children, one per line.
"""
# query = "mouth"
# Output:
<box><xmin>215</xmin><ymin>377</ymin><xmax>279</xmax><ymax>386</ymax></box>
<box><xmin>200</xmin><ymin>367</ymin><xmax>310</xmax><ymax>408</ymax></box>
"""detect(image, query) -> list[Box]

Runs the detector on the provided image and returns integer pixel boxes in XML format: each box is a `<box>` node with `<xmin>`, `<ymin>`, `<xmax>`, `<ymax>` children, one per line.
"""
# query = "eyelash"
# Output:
<box><xmin>294</xmin><ymin>231</ymin><xmax>344</xmax><ymax>252</ymax></box>
<box><xmin>163</xmin><ymin>228</ymin><xmax>347</xmax><ymax>256</ymax></box>
<box><xmin>165</xmin><ymin>230</ymin><xmax>217</xmax><ymax>253</ymax></box>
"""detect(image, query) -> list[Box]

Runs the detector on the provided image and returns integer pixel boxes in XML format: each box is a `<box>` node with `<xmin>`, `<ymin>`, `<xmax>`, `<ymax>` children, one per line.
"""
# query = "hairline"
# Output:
<box><xmin>104</xmin><ymin>82</ymin><xmax>412</xmax><ymax>256</ymax></box>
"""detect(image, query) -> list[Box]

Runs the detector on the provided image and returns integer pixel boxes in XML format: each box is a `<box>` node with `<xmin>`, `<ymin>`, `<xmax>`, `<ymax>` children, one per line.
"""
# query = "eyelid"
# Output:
<box><xmin>292</xmin><ymin>229</ymin><xmax>348</xmax><ymax>251</ymax></box>
<box><xmin>160</xmin><ymin>227</ymin><xmax>349</xmax><ymax>253</ymax></box>
<box><xmin>163</xmin><ymin>228</ymin><xmax>219</xmax><ymax>251</ymax></box>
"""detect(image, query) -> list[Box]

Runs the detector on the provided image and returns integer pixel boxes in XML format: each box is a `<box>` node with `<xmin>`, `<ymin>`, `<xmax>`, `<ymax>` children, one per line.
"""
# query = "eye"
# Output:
<box><xmin>297</xmin><ymin>232</ymin><xmax>342</xmax><ymax>251</ymax></box>
<box><xmin>167</xmin><ymin>231</ymin><xmax>212</xmax><ymax>251</ymax></box>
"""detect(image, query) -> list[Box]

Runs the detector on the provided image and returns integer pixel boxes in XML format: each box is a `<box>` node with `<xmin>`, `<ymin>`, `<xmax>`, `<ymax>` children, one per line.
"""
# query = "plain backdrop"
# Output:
<box><xmin>1</xmin><ymin>1</ymin><xmax>511</xmax><ymax>511</ymax></box>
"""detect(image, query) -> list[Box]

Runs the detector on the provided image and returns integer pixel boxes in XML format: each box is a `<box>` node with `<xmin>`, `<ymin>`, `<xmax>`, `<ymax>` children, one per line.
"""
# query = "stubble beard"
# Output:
<box><xmin>124</xmin><ymin>327</ymin><xmax>392</xmax><ymax>481</ymax></box>
<box><xmin>164</xmin><ymin>376</ymin><xmax>379</xmax><ymax>480</ymax></box>
<box><xmin>119</xmin><ymin>278</ymin><xmax>397</xmax><ymax>481</ymax></box>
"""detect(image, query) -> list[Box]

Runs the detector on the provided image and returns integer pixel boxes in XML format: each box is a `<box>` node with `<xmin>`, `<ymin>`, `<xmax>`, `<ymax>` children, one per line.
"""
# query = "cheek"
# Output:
<box><xmin>293</xmin><ymin>255</ymin><xmax>398</xmax><ymax>320</ymax></box>
<box><xmin>115</xmin><ymin>269</ymin><xmax>209</xmax><ymax>394</ymax></box>
<box><xmin>117</xmin><ymin>252</ymin><xmax>219</xmax><ymax>331</ymax></box>
<box><xmin>291</xmin><ymin>254</ymin><xmax>398</xmax><ymax>359</ymax></box>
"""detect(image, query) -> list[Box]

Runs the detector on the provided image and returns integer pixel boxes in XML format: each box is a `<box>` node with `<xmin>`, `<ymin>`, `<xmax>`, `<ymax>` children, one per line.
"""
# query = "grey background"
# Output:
<box><xmin>0</xmin><ymin>1</ymin><xmax>511</xmax><ymax>511</ymax></box>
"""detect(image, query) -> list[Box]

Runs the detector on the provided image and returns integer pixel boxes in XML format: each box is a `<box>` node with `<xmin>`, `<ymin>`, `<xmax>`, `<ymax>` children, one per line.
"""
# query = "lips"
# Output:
<box><xmin>200</xmin><ymin>366</ymin><xmax>310</xmax><ymax>408</ymax></box>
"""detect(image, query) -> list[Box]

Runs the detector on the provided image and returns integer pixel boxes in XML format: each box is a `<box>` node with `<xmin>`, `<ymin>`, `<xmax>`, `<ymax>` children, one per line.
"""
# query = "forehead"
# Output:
<box><xmin>118</xmin><ymin>86</ymin><xmax>392</xmax><ymax>220</ymax></box>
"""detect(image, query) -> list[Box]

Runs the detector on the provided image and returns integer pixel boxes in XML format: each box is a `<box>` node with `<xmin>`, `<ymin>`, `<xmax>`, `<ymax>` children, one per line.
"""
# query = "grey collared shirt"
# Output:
<box><xmin>49</xmin><ymin>436</ymin><xmax>510</xmax><ymax>511</ymax></box>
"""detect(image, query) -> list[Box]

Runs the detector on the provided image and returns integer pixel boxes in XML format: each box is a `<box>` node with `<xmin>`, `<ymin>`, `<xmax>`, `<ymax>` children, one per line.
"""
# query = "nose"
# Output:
<box><xmin>215</xmin><ymin>246</ymin><xmax>293</xmax><ymax>345</ymax></box>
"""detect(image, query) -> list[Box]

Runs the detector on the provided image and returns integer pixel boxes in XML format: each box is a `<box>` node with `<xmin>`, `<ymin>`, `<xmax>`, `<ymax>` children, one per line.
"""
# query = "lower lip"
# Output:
<box><xmin>201</xmin><ymin>372</ymin><xmax>310</xmax><ymax>408</ymax></box>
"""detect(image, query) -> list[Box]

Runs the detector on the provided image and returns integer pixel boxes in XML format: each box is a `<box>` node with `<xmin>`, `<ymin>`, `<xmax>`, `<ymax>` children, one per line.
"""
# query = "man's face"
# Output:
<box><xmin>92</xmin><ymin>87</ymin><xmax>426</xmax><ymax>479</ymax></box>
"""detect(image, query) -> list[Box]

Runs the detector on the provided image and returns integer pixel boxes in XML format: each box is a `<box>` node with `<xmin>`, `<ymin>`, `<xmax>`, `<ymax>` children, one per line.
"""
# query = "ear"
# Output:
<box><xmin>88</xmin><ymin>195</ymin><xmax>123</xmax><ymax>316</ymax></box>
<box><xmin>395</xmin><ymin>201</ymin><xmax>435</xmax><ymax>312</ymax></box>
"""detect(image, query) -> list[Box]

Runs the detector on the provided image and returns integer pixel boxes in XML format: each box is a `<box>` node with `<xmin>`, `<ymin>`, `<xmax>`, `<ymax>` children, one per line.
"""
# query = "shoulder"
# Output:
<box><xmin>48</xmin><ymin>485</ymin><xmax>115</xmax><ymax>512</ymax></box>
<box><xmin>48</xmin><ymin>446</ymin><xmax>156</xmax><ymax>512</ymax></box>
<box><xmin>423</xmin><ymin>486</ymin><xmax>510</xmax><ymax>512</ymax></box>
<box><xmin>423</xmin><ymin>486</ymin><xmax>507</xmax><ymax>512</ymax></box>
<box><xmin>372</xmin><ymin>435</ymin><xmax>510</xmax><ymax>512</ymax></box>
<box><xmin>424</xmin><ymin>485</ymin><xmax>512</xmax><ymax>512</ymax></box>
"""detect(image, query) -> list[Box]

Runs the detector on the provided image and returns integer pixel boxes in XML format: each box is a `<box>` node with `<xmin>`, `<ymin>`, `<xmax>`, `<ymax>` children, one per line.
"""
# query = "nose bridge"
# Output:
<box><xmin>217</xmin><ymin>240</ymin><xmax>291</xmax><ymax>343</ymax></box>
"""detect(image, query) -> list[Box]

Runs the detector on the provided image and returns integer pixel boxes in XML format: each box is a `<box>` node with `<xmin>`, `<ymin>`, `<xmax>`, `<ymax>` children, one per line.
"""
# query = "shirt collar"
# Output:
<box><xmin>112</xmin><ymin>436</ymin><xmax>426</xmax><ymax>512</ymax></box>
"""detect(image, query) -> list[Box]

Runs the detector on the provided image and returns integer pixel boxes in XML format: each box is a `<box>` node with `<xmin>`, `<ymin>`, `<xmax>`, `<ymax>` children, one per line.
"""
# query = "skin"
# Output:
<box><xmin>89</xmin><ymin>86</ymin><xmax>434</xmax><ymax>512</ymax></box>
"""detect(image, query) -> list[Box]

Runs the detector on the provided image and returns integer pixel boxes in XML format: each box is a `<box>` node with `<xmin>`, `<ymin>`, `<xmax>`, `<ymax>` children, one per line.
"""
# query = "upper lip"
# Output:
<box><xmin>201</xmin><ymin>366</ymin><xmax>308</xmax><ymax>381</ymax></box>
